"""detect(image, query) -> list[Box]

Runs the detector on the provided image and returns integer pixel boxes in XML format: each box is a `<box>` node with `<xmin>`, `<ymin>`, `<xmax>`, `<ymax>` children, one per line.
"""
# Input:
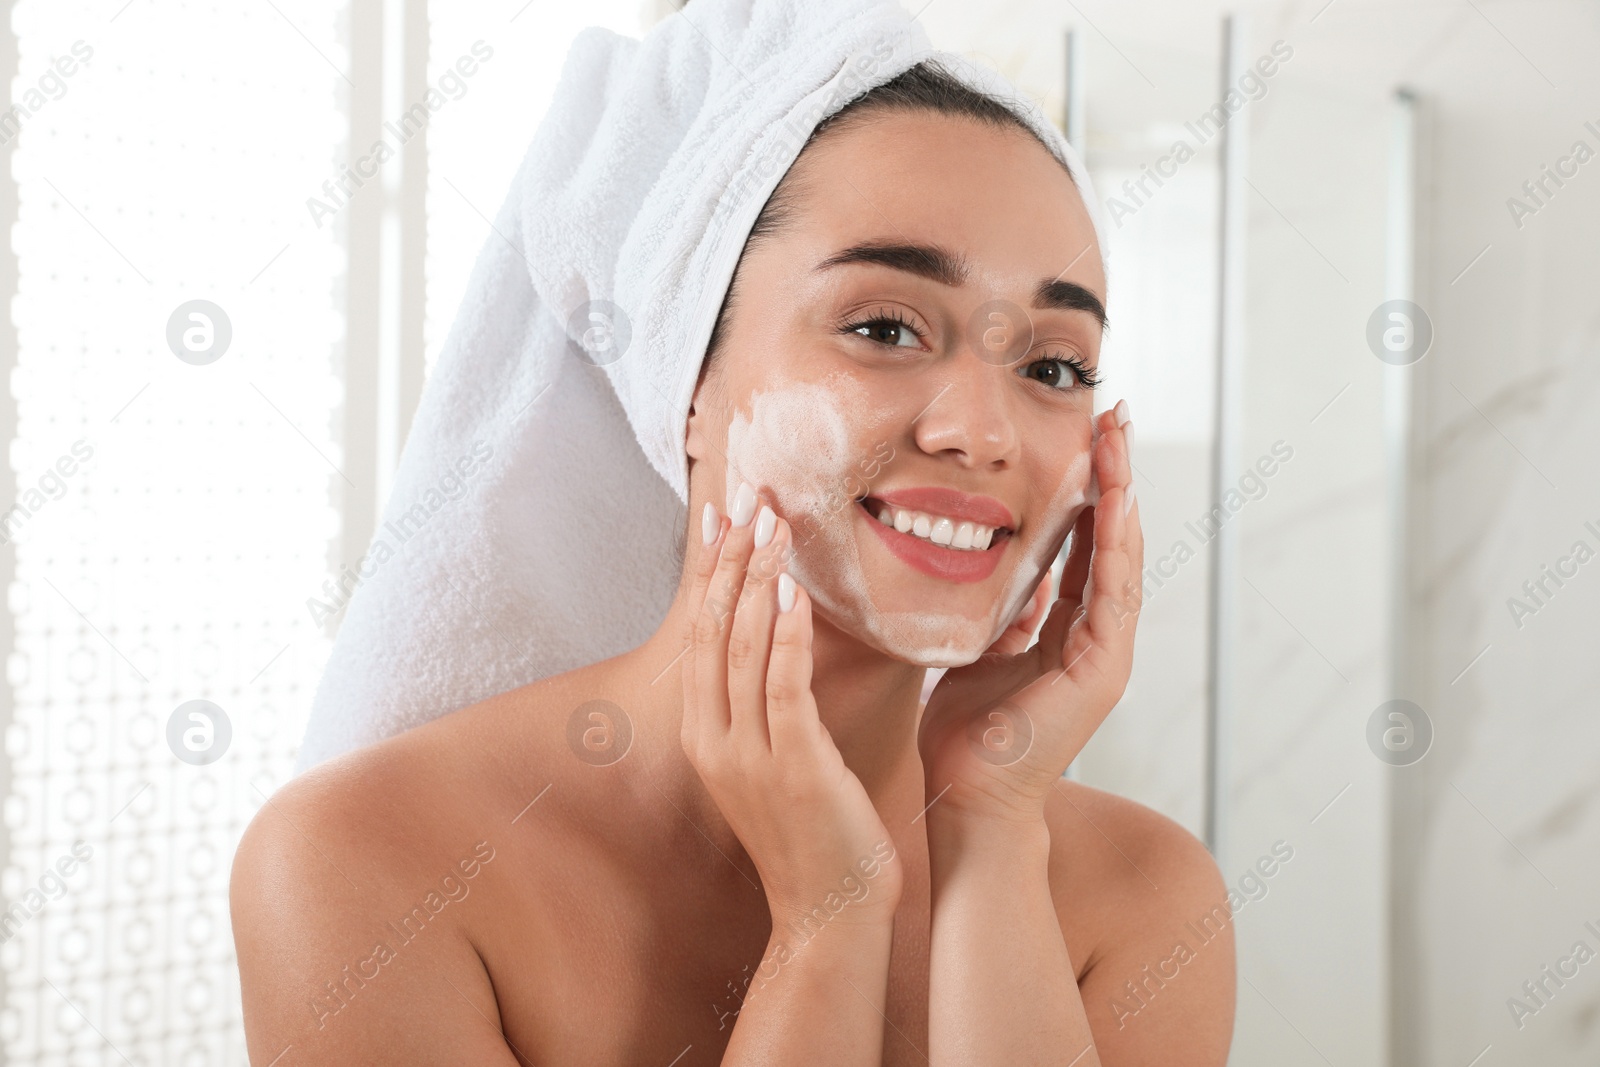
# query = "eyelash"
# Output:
<box><xmin>839</xmin><ymin>309</ymin><xmax>1101</xmax><ymax>391</ymax></box>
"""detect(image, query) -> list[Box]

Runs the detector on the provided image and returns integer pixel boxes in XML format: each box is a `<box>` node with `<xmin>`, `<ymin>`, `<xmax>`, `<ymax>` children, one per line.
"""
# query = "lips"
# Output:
<box><xmin>856</xmin><ymin>497</ymin><xmax>1012</xmax><ymax>583</ymax></box>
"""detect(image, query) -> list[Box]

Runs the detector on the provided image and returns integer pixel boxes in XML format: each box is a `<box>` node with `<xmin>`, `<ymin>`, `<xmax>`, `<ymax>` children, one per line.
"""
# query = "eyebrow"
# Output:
<box><xmin>813</xmin><ymin>240</ymin><xmax>1107</xmax><ymax>331</ymax></box>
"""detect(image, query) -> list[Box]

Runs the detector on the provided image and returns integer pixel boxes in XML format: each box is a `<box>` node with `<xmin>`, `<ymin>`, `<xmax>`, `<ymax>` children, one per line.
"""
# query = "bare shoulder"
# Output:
<box><xmin>1043</xmin><ymin>779</ymin><xmax>1223</xmax><ymax>909</ymax></box>
<box><xmin>229</xmin><ymin>694</ymin><xmax>544</xmax><ymax>1065</ymax></box>
<box><xmin>231</xmin><ymin>688</ymin><xmax>534</xmax><ymax>912</ymax></box>
<box><xmin>1044</xmin><ymin>780</ymin><xmax>1235</xmax><ymax>1066</ymax></box>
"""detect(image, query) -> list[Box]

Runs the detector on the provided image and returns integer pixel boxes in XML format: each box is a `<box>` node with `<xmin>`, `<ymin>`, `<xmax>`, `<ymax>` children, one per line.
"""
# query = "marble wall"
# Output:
<box><xmin>922</xmin><ymin>1</ymin><xmax>1599</xmax><ymax>1064</ymax></box>
<box><xmin>1399</xmin><ymin>16</ymin><xmax>1600</xmax><ymax>1064</ymax></box>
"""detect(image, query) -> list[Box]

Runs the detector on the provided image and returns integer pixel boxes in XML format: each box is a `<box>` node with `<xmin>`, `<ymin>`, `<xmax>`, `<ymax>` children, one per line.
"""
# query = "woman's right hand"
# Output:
<box><xmin>680</xmin><ymin>481</ymin><xmax>903</xmax><ymax>934</ymax></box>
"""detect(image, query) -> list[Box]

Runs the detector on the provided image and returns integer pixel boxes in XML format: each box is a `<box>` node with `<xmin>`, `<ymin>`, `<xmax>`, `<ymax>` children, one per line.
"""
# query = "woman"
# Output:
<box><xmin>231</xmin><ymin>50</ymin><xmax>1234</xmax><ymax>1067</ymax></box>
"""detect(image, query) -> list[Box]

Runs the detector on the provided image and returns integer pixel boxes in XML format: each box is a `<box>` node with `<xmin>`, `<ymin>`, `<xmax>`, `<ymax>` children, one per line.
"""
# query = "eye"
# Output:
<box><xmin>1020</xmin><ymin>352</ymin><xmax>1100</xmax><ymax>392</ymax></box>
<box><xmin>844</xmin><ymin>309</ymin><xmax>924</xmax><ymax>349</ymax></box>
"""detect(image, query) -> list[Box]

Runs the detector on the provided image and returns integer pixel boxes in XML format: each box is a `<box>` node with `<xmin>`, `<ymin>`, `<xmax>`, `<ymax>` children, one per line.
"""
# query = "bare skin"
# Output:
<box><xmin>232</xmin><ymin>109</ymin><xmax>1235</xmax><ymax>1066</ymax></box>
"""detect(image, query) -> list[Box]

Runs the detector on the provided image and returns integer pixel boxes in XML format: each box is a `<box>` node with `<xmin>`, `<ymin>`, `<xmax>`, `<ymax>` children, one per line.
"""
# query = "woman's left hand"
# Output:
<box><xmin>916</xmin><ymin>404</ymin><xmax>1143</xmax><ymax>826</ymax></box>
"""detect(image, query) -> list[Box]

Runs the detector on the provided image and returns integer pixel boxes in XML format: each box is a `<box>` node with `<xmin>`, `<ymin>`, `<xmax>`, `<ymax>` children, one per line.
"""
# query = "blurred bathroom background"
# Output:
<box><xmin>0</xmin><ymin>0</ymin><xmax>1594</xmax><ymax>1062</ymax></box>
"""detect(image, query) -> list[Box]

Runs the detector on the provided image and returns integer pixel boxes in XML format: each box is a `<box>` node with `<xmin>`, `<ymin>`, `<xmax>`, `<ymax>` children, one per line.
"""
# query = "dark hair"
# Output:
<box><xmin>697</xmin><ymin>59</ymin><xmax>1071</xmax><ymax>377</ymax></box>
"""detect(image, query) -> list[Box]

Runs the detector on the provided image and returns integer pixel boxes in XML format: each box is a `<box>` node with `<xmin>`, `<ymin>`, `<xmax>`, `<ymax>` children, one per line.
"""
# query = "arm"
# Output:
<box><xmin>926</xmin><ymin>811</ymin><xmax>1091</xmax><ymax>1063</ymax></box>
<box><xmin>1067</xmin><ymin>793</ymin><xmax>1236</xmax><ymax>1065</ymax></box>
<box><xmin>230</xmin><ymin>774</ymin><xmax>524</xmax><ymax>1067</ymax></box>
<box><xmin>684</xmin><ymin>488</ymin><xmax>904</xmax><ymax>1064</ymax></box>
<box><xmin>927</xmin><ymin>793</ymin><xmax>1236</xmax><ymax>1067</ymax></box>
<box><xmin>720</xmin><ymin>906</ymin><xmax>898</xmax><ymax>1062</ymax></box>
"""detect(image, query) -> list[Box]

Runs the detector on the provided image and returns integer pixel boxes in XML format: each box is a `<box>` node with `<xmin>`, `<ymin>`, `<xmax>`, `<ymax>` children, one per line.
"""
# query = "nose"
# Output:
<box><xmin>910</xmin><ymin>353</ymin><xmax>1020</xmax><ymax>469</ymax></box>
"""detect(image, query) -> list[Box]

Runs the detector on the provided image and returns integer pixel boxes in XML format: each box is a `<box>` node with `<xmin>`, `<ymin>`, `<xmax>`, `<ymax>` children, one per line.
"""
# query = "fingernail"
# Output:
<box><xmin>1124</xmin><ymin>484</ymin><xmax>1137</xmax><ymax>516</ymax></box>
<box><xmin>730</xmin><ymin>481</ymin><xmax>757</xmax><ymax>527</ymax></box>
<box><xmin>1114</xmin><ymin>399</ymin><xmax>1131</xmax><ymax>427</ymax></box>
<box><xmin>778</xmin><ymin>571</ymin><xmax>796</xmax><ymax>613</ymax></box>
<box><xmin>1123</xmin><ymin>419</ymin><xmax>1135</xmax><ymax>457</ymax></box>
<box><xmin>701</xmin><ymin>502</ymin><xmax>719</xmax><ymax>545</ymax></box>
<box><xmin>754</xmin><ymin>505</ymin><xmax>776</xmax><ymax>548</ymax></box>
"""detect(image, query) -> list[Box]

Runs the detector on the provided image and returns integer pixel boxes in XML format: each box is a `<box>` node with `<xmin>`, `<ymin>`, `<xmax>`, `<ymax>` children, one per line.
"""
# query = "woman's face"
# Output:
<box><xmin>686</xmin><ymin>108</ymin><xmax>1108</xmax><ymax>668</ymax></box>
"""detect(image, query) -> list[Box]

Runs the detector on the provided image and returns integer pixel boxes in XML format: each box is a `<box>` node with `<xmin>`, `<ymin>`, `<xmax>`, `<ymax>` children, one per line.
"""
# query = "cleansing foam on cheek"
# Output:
<box><xmin>721</xmin><ymin>379</ymin><xmax>993</xmax><ymax>665</ymax></box>
<box><xmin>986</xmin><ymin>447</ymin><xmax>1092</xmax><ymax>640</ymax></box>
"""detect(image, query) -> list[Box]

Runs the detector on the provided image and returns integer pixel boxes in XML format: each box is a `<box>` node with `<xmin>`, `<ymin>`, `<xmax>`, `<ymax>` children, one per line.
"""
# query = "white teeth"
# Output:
<box><xmin>865</xmin><ymin>501</ymin><xmax>1001</xmax><ymax>552</ymax></box>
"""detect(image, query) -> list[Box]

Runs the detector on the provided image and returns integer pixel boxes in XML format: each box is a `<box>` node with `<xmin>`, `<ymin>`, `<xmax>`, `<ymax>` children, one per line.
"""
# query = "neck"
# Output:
<box><xmin>798</xmin><ymin>609</ymin><xmax>929</xmax><ymax>797</ymax></box>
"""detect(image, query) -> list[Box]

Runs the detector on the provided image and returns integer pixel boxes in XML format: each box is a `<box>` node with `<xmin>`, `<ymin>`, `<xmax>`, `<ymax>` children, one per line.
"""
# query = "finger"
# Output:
<box><xmin>727</xmin><ymin>506</ymin><xmax>790</xmax><ymax>750</ymax></box>
<box><xmin>1033</xmin><ymin>591</ymin><xmax>1081</xmax><ymax>675</ymax></box>
<box><xmin>1119</xmin><ymin>411</ymin><xmax>1144</xmax><ymax>603</ymax></box>
<box><xmin>1074</xmin><ymin>478</ymin><xmax>1137</xmax><ymax>681</ymax></box>
<box><xmin>987</xmin><ymin>570</ymin><xmax>1052</xmax><ymax>657</ymax></box>
<box><xmin>694</xmin><ymin>481</ymin><xmax>760</xmax><ymax>737</ymax></box>
<box><xmin>1057</xmin><ymin>506</ymin><xmax>1095</xmax><ymax>611</ymax></box>
<box><xmin>1125</xmin><ymin>490</ymin><xmax>1144</xmax><ymax>618</ymax></box>
<box><xmin>1097</xmin><ymin>406</ymin><xmax>1129</xmax><ymax>497</ymax></box>
<box><xmin>1079</xmin><ymin>408</ymin><xmax>1126</xmax><ymax>612</ymax></box>
<box><xmin>1116</xmin><ymin>404</ymin><xmax>1136</xmax><ymax>511</ymax></box>
<box><xmin>1113</xmin><ymin>404</ymin><xmax>1139</xmax><ymax>579</ymax></box>
<box><xmin>682</xmin><ymin>502</ymin><xmax>726</xmax><ymax>641</ymax></box>
<box><xmin>1021</xmin><ymin>570</ymin><xmax>1054</xmax><ymax>634</ymax></box>
<box><xmin>766</xmin><ymin>570</ymin><xmax>822</xmax><ymax>763</ymax></box>
<box><xmin>681</xmin><ymin>501</ymin><xmax>726</xmax><ymax>750</ymax></box>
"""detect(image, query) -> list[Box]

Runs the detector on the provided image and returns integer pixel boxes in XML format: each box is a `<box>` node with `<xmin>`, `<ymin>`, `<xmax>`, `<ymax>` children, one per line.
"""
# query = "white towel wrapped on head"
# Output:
<box><xmin>295</xmin><ymin>0</ymin><xmax>1111</xmax><ymax>771</ymax></box>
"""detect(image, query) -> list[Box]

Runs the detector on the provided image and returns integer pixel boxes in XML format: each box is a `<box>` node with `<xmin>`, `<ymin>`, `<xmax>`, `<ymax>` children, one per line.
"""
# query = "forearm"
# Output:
<box><xmin>926</xmin><ymin>813</ymin><xmax>1099</xmax><ymax>1066</ymax></box>
<box><xmin>720</xmin><ymin>915</ymin><xmax>896</xmax><ymax>1065</ymax></box>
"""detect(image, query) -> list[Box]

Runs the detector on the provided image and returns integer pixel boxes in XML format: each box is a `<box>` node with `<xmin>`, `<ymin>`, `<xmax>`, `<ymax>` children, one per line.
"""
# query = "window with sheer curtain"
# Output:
<box><xmin>0</xmin><ymin>2</ymin><xmax>644</xmax><ymax>1062</ymax></box>
<box><xmin>2</xmin><ymin>1</ymin><xmax>345</xmax><ymax>1061</ymax></box>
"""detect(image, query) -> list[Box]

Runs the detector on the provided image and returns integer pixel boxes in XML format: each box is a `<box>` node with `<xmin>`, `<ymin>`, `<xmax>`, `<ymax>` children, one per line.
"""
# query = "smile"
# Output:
<box><xmin>867</xmin><ymin>500</ymin><xmax>999</xmax><ymax>551</ymax></box>
<box><xmin>856</xmin><ymin>496</ymin><xmax>1013</xmax><ymax>583</ymax></box>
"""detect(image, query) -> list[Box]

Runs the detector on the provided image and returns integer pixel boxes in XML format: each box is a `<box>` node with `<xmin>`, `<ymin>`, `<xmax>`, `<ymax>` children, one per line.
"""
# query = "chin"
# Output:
<box><xmin>900</xmin><ymin>644</ymin><xmax>989</xmax><ymax>670</ymax></box>
<box><xmin>807</xmin><ymin>588</ymin><xmax>1011</xmax><ymax>669</ymax></box>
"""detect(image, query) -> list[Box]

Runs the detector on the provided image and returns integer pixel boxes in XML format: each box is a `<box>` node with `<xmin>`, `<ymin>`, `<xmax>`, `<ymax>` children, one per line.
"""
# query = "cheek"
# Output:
<box><xmin>1051</xmin><ymin>446</ymin><xmax>1095</xmax><ymax>514</ymax></box>
<box><xmin>721</xmin><ymin>376</ymin><xmax>886</xmax><ymax>527</ymax></box>
<box><xmin>971</xmin><ymin>443</ymin><xmax>1093</xmax><ymax>650</ymax></box>
<box><xmin>1024</xmin><ymin>421</ymin><xmax>1096</xmax><ymax>529</ymax></box>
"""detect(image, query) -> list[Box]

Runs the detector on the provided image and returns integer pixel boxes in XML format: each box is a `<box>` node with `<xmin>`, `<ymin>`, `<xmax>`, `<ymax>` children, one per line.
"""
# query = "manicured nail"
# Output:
<box><xmin>730</xmin><ymin>481</ymin><xmax>757</xmax><ymax>527</ymax></box>
<box><xmin>754</xmin><ymin>505</ymin><xmax>776</xmax><ymax>549</ymax></box>
<box><xmin>1114</xmin><ymin>399</ymin><xmax>1131</xmax><ymax>427</ymax></box>
<box><xmin>702</xmin><ymin>502</ymin><xmax>719</xmax><ymax>545</ymax></box>
<box><xmin>778</xmin><ymin>571</ymin><xmax>796</xmax><ymax>613</ymax></box>
<box><xmin>1123</xmin><ymin>419</ymin><xmax>1135</xmax><ymax>457</ymax></box>
<box><xmin>1124</xmin><ymin>484</ymin><xmax>1137</xmax><ymax>516</ymax></box>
